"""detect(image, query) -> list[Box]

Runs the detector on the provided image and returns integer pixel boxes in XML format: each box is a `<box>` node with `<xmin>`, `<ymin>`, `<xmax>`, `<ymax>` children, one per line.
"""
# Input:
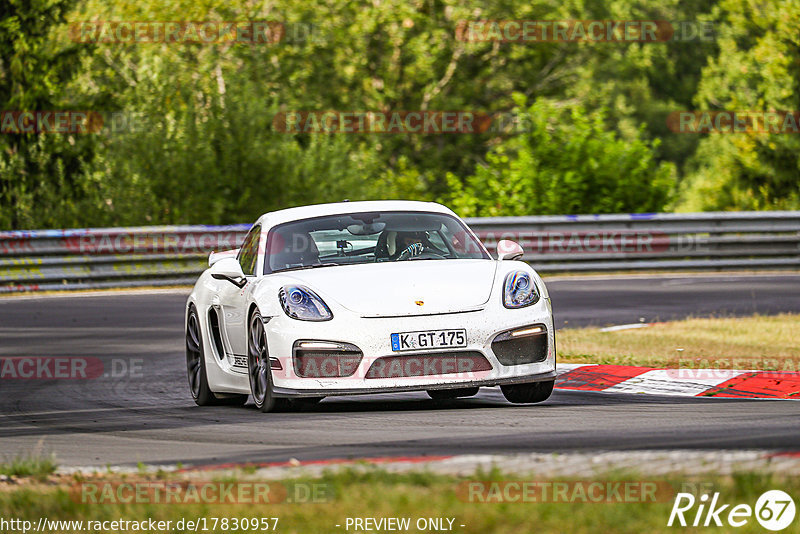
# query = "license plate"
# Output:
<box><xmin>390</xmin><ymin>329</ymin><xmax>467</xmax><ymax>351</ymax></box>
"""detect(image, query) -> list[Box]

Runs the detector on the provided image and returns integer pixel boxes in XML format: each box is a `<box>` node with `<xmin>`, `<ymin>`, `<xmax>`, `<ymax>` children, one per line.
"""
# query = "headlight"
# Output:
<box><xmin>279</xmin><ymin>285</ymin><xmax>333</xmax><ymax>321</ymax></box>
<box><xmin>503</xmin><ymin>271</ymin><xmax>539</xmax><ymax>308</ymax></box>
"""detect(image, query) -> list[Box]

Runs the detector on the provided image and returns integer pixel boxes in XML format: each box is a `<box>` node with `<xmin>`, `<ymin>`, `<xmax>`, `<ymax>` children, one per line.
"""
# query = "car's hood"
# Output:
<box><xmin>282</xmin><ymin>259</ymin><xmax>498</xmax><ymax>317</ymax></box>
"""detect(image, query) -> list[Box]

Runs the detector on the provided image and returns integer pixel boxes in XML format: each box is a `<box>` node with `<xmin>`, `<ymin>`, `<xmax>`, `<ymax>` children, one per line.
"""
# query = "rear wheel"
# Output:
<box><xmin>186</xmin><ymin>306</ymin><xmax>247</xmax><ymax>406</ymax></box>
<box><xmin>501</xmin><ymin>380</ymin><xmax>554</xmax><ymax>404</ymax></box>
<box><xmin>248</xmin><ymin>310</ymin><xmax>291</xmax><ymax>412</ymax></box>
<box><xmin>427</xmin><ymin>387</ymin><xmax>479</xmax><ymax>400</ymax></box>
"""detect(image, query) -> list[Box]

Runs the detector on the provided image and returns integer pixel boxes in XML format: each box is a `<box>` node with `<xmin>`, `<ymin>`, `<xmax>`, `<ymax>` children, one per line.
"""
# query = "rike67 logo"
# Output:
<box><xmin>668</xmin><ymin>490</ymin><xmax>796</xmax><ymax>531</ymax></box>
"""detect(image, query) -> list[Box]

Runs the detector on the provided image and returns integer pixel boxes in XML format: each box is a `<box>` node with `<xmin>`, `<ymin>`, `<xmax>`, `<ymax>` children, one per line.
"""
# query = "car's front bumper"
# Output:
<box><xmin>262</xmin><ymin>296</ymin><xmax>556</xmax><ymax>396</ymax></box>
<box><xmin>272</xmin><ymin>369</ymin><xmax>557</xmax><ymax>398</ymax></box>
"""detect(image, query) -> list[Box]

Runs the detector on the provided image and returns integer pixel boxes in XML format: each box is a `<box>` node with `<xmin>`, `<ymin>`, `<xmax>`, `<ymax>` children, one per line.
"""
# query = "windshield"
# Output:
<box><xmin>265</xmin><ymin>211</ymin><xmax>489</xmax><ymax>273</ymax></box>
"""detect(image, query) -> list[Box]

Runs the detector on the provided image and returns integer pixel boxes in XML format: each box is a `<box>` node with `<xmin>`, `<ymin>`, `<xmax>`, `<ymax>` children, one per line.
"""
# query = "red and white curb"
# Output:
<box><xmin>556</xmin><ymin>364</ymin><xmax>800</xmax><ymax>399</ymax></box>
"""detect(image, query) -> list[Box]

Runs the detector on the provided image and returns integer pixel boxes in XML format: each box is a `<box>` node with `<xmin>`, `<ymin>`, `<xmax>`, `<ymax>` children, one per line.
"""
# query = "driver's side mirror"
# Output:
<box><xmin>497</xmin><ymin>239</ymin><xmax>524</xmax><ymax>261</ymax></box>
<box><xmin>209</xmin><ymin>248</ymin><xmax>239</xmax><ymax>267</ymax></box>
<box><xmin>210</xmin><ymin>257</ymin><xmax>247</xmax><ymax>288</ymax></box>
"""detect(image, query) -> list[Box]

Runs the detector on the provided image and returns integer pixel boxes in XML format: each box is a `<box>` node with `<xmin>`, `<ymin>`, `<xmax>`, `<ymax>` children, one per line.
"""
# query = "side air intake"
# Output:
<box><xmin>208</xmin><ymin>308</ymin><xmax>225</xmax><ymax>360</ymax></box>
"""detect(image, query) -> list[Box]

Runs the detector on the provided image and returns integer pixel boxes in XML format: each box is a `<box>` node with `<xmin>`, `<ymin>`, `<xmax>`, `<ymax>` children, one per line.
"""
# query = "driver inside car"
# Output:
<box><xmin>391</xmin><ymin>231</ymin><xmax>428</xmax><ymax>260</ymax></box>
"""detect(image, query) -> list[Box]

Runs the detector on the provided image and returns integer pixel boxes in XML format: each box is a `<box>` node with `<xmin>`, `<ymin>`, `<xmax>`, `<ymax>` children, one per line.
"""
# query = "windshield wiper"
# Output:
<box><xmin>275</xmin><ymin>263</ymin><xmax>339</xmax><ymax>273</ymax></box>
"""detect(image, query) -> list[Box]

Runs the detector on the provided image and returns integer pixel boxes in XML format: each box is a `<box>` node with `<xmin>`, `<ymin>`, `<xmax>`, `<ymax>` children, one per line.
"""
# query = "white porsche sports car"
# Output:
<box><xmin>185</xmin><ymin>200</ymin><xmax>556</xmax><ymax>412</ymax></box>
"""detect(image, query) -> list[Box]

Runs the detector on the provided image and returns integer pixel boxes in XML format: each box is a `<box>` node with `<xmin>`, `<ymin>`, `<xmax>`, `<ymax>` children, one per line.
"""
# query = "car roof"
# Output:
<box><xmin>254</xmin><ymin>200</ymin><xmax>457</xmax><ymax>228</ymax></box>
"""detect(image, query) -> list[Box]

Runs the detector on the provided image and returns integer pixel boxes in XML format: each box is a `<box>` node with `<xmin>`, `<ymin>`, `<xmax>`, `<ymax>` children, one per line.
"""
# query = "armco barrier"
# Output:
<box><xmin>470</xmin><ymin>211</ymin><xmax>800</xmax><ymax>271</ymax></box>
<box><xmin>0</xmin><ymin>225</ymin><xmax>250</xmax><ymax>293</ymax></box>
<box><xmin>0</xmin><ymin>212</ymin><xmax>798</xmax><ymax>293</ymax></box>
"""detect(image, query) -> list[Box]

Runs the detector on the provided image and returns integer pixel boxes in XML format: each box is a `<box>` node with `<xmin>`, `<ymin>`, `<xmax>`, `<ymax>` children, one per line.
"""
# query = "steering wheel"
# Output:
<box><xmin>396</xmin><ymin>243</ymin><xmax>445</xmax><ymax>261</ymax></box>
<box><xmin>409</xmin><ymin>251</ymin><xmax>446</xmax><ymax>260</ymax></box>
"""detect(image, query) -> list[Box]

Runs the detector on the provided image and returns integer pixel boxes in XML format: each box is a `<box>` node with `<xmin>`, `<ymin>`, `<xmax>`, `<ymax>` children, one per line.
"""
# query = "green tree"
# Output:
<box><xmin>0</xmin><ymin>0</ymin><xmax>101</xmax><ymax>229</ymax></box>
<box><xmin>678</xmin><ymin>0</ymin><xmax>800</xmax><ymax>211</ymax></box>
<box><xmin>8</xmin><ymin>0</ymin><xmax>780</xmax><ymax>228</ymax></box>
<box><xmin>445</xmin><ymin>97</ymin><xmax>675</xmax><ymax>216</ymax></box>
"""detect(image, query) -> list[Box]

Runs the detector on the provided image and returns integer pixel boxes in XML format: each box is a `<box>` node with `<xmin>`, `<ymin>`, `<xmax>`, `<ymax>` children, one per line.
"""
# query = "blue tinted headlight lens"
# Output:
<box><xmin>288</xmin><ymin>288</ymin><xmax>305</xmax><ymax>305</ymax></box>
<box><xmin>279</xmin><ymin>285</ymin><xmax>333</xmax><ymax>321</ymax></box>
<box><xmin>503</xmin><ymin>271</ymin><xmax>539</xmax><ymax>308</ymax></box>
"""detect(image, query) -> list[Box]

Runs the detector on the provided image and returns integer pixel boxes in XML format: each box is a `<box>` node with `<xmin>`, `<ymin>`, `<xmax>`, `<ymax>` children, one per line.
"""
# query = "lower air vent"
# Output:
<box><xmin>293</xmin><ymin>341</ymin><xmax>363</xmax><ymax>378</ymax></box>
<box><xmin>491</xmin><ymin>325</ymin><xmax>548</xmax><ymax>366</ymax></box>
<box><xmin>366</xmin><ymin>351</ymin><xmax>492</xmax><ymax>379</ymax></box>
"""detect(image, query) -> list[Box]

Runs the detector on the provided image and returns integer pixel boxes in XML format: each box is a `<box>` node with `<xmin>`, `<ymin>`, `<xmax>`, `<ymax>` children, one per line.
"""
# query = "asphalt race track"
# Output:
<box><xmin>1</xmin><ymin>274</ymin><xmax>799</xmax><ymax>468</ymax></box>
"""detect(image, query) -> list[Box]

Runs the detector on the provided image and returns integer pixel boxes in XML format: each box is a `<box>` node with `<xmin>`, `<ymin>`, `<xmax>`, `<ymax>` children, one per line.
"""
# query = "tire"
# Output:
<box><xmin>500</xmin><ymin>380</ymin><xmax>554</xmax><ymax>404</ymax></box>
<box><xmin>427</xmin><ymin>387</ymin><xmax>480</xmax><ymax>400</ymax></box>
<box><xmin>247</xmin><ymin>310</ymin><xmax>291</xmax><ymax>413</ymax></box>
<box><xmin>186</xmin><ymin>305</ymin><xmax>247</xmax><ymax>406</ymax></box>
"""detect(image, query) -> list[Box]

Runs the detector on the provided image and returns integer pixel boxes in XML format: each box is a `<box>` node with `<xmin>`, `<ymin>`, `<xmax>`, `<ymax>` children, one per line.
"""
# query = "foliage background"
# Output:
<box><xmin>0</xmin><ymin>0</ymin><xmax>797</xmax><ymax>229</ymax></box>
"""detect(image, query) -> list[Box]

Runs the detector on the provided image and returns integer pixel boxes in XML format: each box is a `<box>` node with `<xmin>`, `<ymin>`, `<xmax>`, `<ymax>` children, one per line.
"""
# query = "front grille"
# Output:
<box><xmin>491</xmin><ymin>326</ymin><xmax>548</xmax><ymax>366</ymax></box>
<box><xmin>365</xmin><ymin>351</ymin><xmax>492</xmax><ymax>379</ymax></box>
<box><xmin>293</xmin><ymin>341</ymin><xmax>363</xmax><ymax>378</ymax></box>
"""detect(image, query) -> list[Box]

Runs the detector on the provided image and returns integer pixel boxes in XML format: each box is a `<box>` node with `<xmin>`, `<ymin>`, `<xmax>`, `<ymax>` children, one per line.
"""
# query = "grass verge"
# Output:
<box><xmin>1</xmin><ymin>468</ymin><xmax>798</xmax><ymax>533</ymax></box>
<box><xmin>0</xmin><ymin>453</ymin><xmax>57</xmax><ymax>481</ymax></box>
<box><xmin>558</xmin><ymin>313</ymin><xmax>799</xmax><ymax>369</ymax></box>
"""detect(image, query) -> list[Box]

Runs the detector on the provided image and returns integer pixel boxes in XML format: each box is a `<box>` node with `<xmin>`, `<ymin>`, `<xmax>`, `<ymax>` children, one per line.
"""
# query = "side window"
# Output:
<box><xmin>237</xmin><ymin>226</ymin><xmax>261</xmax><ymax>276</ymax></box>
<box><xmin>427</xmin><ymin>229</ymin><xmax>448</xmax><ymax>253</ymax></box>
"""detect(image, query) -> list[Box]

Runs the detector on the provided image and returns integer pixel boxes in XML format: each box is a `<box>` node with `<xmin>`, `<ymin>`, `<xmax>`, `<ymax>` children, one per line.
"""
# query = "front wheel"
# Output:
<box><xmin>248</xmin><ymin>310</ymin><xmax>291</xmax><ymax>412</ymax></box>
<box><xmin>501</xmin><ymin>380</ymin><xmax>554</xmax><ymax>404</ymax></box>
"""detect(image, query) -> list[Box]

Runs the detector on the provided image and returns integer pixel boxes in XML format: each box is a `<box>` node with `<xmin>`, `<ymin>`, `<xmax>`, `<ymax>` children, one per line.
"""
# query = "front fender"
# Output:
<box><xmin>248</xmin><ymin>277</ymin><xmax>285</xmax><ymax>321</ymax></box>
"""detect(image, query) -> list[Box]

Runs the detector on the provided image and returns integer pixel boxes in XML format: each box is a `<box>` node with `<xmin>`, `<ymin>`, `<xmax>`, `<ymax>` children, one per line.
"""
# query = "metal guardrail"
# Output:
<box><xmin>470</xmin><ymin>211</ymin><xmax>800</xmax><ymax>271</ymax></box>
<box><xmin>0</xmin><ymin>212</ymin><xmax>798</xmax><ymax>293</ymax></box>
<box><xmin>0</xmin><ymin>225</ymin><xmax>250</xmax><ymax>293</ymax></box>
